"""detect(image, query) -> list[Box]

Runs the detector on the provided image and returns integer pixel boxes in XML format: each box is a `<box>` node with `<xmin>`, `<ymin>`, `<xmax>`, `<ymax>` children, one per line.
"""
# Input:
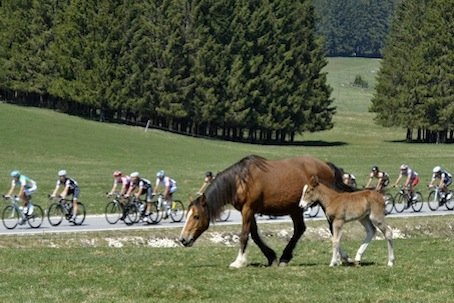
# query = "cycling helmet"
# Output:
<box><xmin>113</xmin><ymin>171</ymin><xmax>122</xmax><ymax>177</ymax></box>
<box><xmin>156</xmin><ymin>170</ymin><xmax>165</xmax><ymax>178</ymax></box>
<box><xmin>371</xmin><ymin>166</ymin><xmax>379</xmax><ymax>172</ymax></box>
<box><xmin>205</xmin><ymin>171</ymin><xmax>213</xmax><ymax>177</ymax></box>
<box><xmin>400</xmin><ymin>164</ymin><xmax>408</xmax><ymax>170</ymax></box>
<box><xmin>130</xmin><ymin>172</ymin><xmax>140</xmax><ymax>178</ymax></box>
<box><xmin>10</xmin><ymin>170</ymin><xmax>20</xmax><ymax>177</ymax></box>
<box><xmin>58</xmin><ymin>170</ymin><xmax>67</xmax><ymax>176</ymax></box>
<box><xmin>433</xmin><ymin>166</ymin><xmax>441</xmax><ymax>173</ymax></box>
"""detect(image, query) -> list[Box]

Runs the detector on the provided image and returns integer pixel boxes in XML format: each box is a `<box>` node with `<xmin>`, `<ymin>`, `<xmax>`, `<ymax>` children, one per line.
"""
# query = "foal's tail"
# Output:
<box><xmin>327</xmin><ymin>162</ymin><xmax>355</xmax><ymax>192</ymax></box>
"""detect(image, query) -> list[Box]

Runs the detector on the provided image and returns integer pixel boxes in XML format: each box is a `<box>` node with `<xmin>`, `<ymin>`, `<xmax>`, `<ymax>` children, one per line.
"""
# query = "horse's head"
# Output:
<box><xmin>179</xmin><ymin>194</ymin><xmax>211</xmax><ymax>247</ymax></box>
<box><xmin>299</xmin><ymin>176</ymin><xmax>320</xmax><ymax>209</ymax></box>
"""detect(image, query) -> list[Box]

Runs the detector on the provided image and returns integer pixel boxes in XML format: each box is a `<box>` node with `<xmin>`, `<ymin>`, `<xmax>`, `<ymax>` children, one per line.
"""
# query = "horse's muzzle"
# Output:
<box><xmin>179</xmin><ymin>237</ymin><xmax>194</xmax><ymax>247</ymax></box>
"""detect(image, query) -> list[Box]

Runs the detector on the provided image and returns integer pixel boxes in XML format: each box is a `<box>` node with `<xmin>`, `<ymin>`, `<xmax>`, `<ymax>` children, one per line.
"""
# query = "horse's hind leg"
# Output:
<box><xmin>373</xmin><ymin>218</ymin><xmax>395</xmax><ymax>267</ymax></box>
<box><xmin>355</xmin><ymin>218</ymin><xmax>377</xmax><ymax>265</ymax></box>
<box><xmin>250</xmin><ymin>215</ymin><xmax>277</xmax><ymax>266</ymax></box>
<box><xmin>279</xmin><ymin>210</ymin><xmax>306</xmax><ymax>266</ymax></box>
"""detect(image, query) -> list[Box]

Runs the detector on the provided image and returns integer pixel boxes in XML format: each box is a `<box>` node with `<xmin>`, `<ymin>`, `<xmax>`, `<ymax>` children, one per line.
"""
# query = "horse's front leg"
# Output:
<box><xmin>230</xmin><ymin>207</ymin><xmax>254</xmax><ymax>269</ymax></box>
<box><xmin>249</xmin><ymin>214</ymin><xmax>277</xmax><ymax>266</ymax></box>
<box><xmin>330</xmin><ymin>220</ymin><xmax>343</xmax><ymax>267</ymax></box>
<box><xmin>328</xmin><ymin>216</ymin><xmax>351</xmax><ymax>263</ymax></box>
<box><xmin>279</xmin><ymin>209</ymin><xmax>306</xmax><ymax>266</ymax></box>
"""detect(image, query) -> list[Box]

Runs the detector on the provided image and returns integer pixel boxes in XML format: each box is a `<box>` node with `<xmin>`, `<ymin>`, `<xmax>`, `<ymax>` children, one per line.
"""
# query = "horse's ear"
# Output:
<box><xmin>200</xmin><ymin>193</ymin><xmax>208</xmax><ymax>206</ymax></box>
<box><xmin>310</xmin><ymin>175</ymin><xmax>320</xmax><ymax>187</ymax></box>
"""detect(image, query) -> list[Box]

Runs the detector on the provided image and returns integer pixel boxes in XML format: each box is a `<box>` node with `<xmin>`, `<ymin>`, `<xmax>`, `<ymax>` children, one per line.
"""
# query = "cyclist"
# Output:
<box><xmin>50</xmin><ymin>170</ymin><xmax>80</xmax><ymax>222</ymax></box>
<box><xmin>125</xmin><ymin>172</ymin><xmax>154</xmax><ymax>222</ymax></box>
<box><xmin>5</xmin><ymin>170</ymin><xmax>37</xmax><ymax>220</ymax></box>
<box><xmin>342</xmin><ymin>171</ymin><xmax>357</xmax><ymax>190</ymax></box>
<box><xmin>428</xmin><ymin>166</ymin><xmax>452</xmax><ymax>200</ymax></box>
<box><xmin>365</xmin><ymin>166</ymin><xmax>390</xmax><ymax>191</ymax></box>
<box><xmin>107</xmin><ymin>171</ymin><xmax>131</xmax><ymax>196</ymax></box>
<box><xmin>393</xmin><ymin>164</ymin><xmax>420</xmax><ymax>199</ymax></box>
<box><xmin>153</xmin><ymin>170</ymin><xmax>177</xmax><ymax>218</ymax></box>
<box><xmin>197</xmin><ymin>171</ymin><xmax>214</xmax><ymax>195</ymax></box>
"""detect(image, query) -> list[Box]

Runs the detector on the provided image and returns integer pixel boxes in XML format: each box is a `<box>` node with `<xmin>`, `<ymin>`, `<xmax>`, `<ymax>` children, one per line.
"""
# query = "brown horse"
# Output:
<box><xmin>299</xmin><ymin>176</ymin><xmax>395</xmax><ymax>267</ymax></box>
<box><xmin>179</xmin><ymin>155</ymin><xmax>353</xmax><ymax>268</ymax></box>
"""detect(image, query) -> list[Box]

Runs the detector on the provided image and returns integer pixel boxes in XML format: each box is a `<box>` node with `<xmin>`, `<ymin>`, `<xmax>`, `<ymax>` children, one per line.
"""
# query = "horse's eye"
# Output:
<box><xmin>193</xmin><ymin>215</ymin><xmax>200</xmax><ymax>220</ymax></box>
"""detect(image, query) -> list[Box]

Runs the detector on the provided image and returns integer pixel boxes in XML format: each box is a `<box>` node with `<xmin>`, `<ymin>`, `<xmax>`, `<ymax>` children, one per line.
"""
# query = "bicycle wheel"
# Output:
<box><xmin>384</xmin><ymin>193</ymin><xmax>394</xmax><ymax>215</ymax></box>
<box><xmin>72</xmin><ymin>202</ymin><xmax>86</xmax><ymax>225</ymax></box>
<box><xmin>307</xmin><ymin>203</ymin><xmax>320</xmax><ymax>218</ymax></box>
<box><xmin>445</xmin><ymin>192</ymin><xmax>454</xmax><ymax>210</ymax></box>
<box><xmin>427</xmin><ymin>191</ymin><xmax>439</xmax><ymax>211</ymax></box>
<box><xmin>147</xmin><ymin>202</ymin><xmax>162</xmax><ymax>224</ymax></box>
<box><xmin>2</xmin><ymin>205</ymin><xmax>20</xmax><ymax>229</ymax></box>
<box><xmin>393</xmin><ymin>193</ymin><xmax>406</xmax><ymax>213</ymax></box>
<box><xmin>169</xmin><ymin>200</ymin><xmax>185</xmax><ymax>223</ymax></box>
<box><xmin>123</xmin><ymin>204</ymin><xmax>139</xmax><ymax>226</ymax></box>
<box><xmin>218</xmin><ymin>208</ymin><xmax>231</xmax><ymax>222</ymax></box>
<box><xmin>105</xmin><ymin>201</ymin><xmax>121</xmax><ymax>224</ymax></box>
<box><xmin>47</xmin><ymin>203</ymin><xmax>64</xmax><ymax>226</ymax></box>
<box><xmin>27</xmin><ymin>204</ymin><xmax>43</xmax><ymax>228</ymax></box>
<box><xmin>411</xmin><ymin>192</ymin><xmax>423</xmax><ymax>212</ymax></box>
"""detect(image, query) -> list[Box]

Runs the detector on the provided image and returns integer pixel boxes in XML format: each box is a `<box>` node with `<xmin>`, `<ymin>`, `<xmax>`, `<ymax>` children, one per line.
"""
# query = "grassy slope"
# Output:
<box><xmin>0</xmin><ymin>57</ymin><xmax>453</xmax><ymax>212</ymax></box>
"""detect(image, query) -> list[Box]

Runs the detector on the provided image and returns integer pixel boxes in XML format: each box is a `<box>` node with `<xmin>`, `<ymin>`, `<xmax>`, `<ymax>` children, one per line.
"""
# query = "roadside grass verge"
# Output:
<box><xmin>0</xmin><ymin>216</ymin><xmax>453</xmax><ymax>302</ymax></box>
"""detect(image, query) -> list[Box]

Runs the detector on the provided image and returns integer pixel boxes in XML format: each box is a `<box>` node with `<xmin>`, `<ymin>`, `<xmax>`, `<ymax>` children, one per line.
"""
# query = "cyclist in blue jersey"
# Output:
<box><xmin>51</xmin><ymin>170</ymin><xmax>80</xmax><ymax>222</ymax></box>
<box><xmin>5</xmin><ymin>170</ymin><xmax>37</xmax><ymax>218</ymax></box>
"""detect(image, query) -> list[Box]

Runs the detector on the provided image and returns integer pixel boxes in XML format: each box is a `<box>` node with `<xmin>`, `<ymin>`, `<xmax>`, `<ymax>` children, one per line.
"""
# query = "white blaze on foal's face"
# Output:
<box><xmin>299</xmin><ymin>184</ymin><xmax>310</xmax><ymax>208</ymax></box>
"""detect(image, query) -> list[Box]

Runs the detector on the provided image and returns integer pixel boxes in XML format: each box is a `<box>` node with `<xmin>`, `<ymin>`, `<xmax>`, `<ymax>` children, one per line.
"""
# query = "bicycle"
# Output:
<box><xmin>427</xmin><ymin>186</ymin><xmax>454</xmax><ymax>211</ymax></box>
<box><xmin>393</xmin><ymin>187</ymin><xmax>423</xmax><ymax>213</ymax></box>
<box><xmin>304</xmin><ymin>203</ymin><xmax>321</xmax><ymax>218</ymax></box>
<box><xmin>128</xmin><ymin>196</ymin><xmax>161</xmax><ymax>224</ymax></box>
<box><xmin>217</xmin><ymin>208</ymin><xmax>231</xmax><ymax>222</ymax></box>
<box><xmin>2</xmin><ymin>195</ymin><xmax>44</xmax><ymax>229</ymax></box>
<box><xmin>47</xmin><ymin>196</ymin><xmax>86</xmax><ymax>226</ymax></box>
<box><xmin>154</xmin><ymin>194</ymin><xmax>185</xmax><ymax>223</ymax></box>
<box><xmin>104</xmin><ymin>193</ymin><xmax>138</xmax><ymax>225</ymax></box>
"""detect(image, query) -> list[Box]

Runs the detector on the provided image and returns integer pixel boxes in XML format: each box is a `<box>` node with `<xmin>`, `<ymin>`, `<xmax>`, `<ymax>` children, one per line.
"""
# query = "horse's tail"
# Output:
<box><xmin>327</xmin><ymin>162</ymin><xmax>355</xmax><ymax>192</ymax></box>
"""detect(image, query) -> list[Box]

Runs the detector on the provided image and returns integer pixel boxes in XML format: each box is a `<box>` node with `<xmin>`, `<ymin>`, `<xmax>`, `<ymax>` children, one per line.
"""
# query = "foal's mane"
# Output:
<box><xmin>204</xmin><ymin>155</ymin><xmax>268</xmax><ymax>222</ymax></box>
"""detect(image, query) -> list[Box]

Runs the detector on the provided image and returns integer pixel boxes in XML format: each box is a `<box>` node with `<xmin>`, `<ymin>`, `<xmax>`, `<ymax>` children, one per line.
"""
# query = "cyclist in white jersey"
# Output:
<box><xmin>153</xmin><ymin>170</ymin><xmax>177</xmax><ymax>217</ymax></box>
<box><xmin>429</xmin><ymin>166</ymin><xmax>452</xmax><ymax>200</ymax></box>
<box><xmin>51</xmin><ymin>170</ymin><xmax>80</xmax><ymax>222</ymax></box>
<box><xmin>5</xmin><ymin>170</ymin><xmax>37</xmax><ymax>216</ymax></box>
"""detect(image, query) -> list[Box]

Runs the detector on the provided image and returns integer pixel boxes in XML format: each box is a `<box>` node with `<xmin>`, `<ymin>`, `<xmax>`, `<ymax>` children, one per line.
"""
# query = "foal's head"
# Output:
<box><xmin>299</xmin><ymin>176</ymin><xmax>321</xmax><ymax>209</ymax></box>
<box><xmin>179</xmin><ymin>194</ymin><xmax>211</xmax><ymax>247</ymax></box>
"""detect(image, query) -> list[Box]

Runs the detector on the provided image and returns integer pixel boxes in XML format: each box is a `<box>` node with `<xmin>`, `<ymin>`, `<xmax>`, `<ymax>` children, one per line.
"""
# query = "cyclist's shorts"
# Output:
<box><xmin>444</xmin><ymin>177</ymin><xmax>452</xmax><ymax>187</ymax></box>
<box><xmin>140</xmin><ymin>187</ymin><xmax>154</xmax><ymax>202</ymax></box>
<box><xmin>24</xmin><ymin>184</ymin><xmax>37</xmax><ymax>197</ymax></box>
<box><xmin>68</xmin><ymin>187</ymin><xmax>80</xmax><ymax>199</ymax></box>
<box><xmin>411</xmin><ymin>176</ymin><xmax>420</xmax><ymax>187</ymax></box>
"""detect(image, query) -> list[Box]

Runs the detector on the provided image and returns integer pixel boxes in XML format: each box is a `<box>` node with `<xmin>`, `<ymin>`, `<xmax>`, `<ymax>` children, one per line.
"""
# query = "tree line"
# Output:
<box><xmin>0</xmin><ymin>0</ymin><xmax>334</xmax><ymax>143</ymax></box>
<box><xmin>312</xmin><ymin>0</ymin><xmax>400</xmax><ymax>58</ymax></box>
<box><xmin>370</xmin><ymin>0</ymin><xmax>454</xmax><ymax>143</ymax></box>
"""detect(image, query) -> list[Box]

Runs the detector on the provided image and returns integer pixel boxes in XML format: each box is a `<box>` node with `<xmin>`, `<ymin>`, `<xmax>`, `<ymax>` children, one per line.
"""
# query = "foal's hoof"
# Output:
<box><xmin>354</xmin><ymin>261</ymin><xmax>361</xmax><ymax>267</ymax></box>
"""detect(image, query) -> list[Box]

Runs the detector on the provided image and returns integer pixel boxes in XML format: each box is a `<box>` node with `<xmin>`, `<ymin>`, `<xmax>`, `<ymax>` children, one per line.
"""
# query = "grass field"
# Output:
<box><xmin>1</xmin><ymin>57</ymin><xmax>454</xmax><ymax>302</ymax></box>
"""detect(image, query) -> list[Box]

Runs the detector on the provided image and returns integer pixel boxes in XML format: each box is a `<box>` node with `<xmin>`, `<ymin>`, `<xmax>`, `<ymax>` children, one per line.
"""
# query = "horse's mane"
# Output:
<box><xmin>205</xmin><ymin>155</ymin><xmax>268</xmax><ymax>222</ymax></box>
<box><xmin>326</xmin><ymin>162</ymin><xmax>355</xmax><ymax>192</ymax></box>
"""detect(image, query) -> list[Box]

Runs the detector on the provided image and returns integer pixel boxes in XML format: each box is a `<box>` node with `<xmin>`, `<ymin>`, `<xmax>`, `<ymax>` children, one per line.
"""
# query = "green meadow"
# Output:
<box><xmin>0</xmin><ymin>57</ymin><xmax>453</xmax><ymax>302</ymax></box>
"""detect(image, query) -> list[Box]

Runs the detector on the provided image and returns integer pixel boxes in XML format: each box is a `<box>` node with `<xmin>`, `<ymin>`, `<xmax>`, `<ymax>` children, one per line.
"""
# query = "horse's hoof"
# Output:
<box><xmin>354</xmin><ymin>261</ymin><xmax>361</xmax><ymax>267</ymax></box>
<box><xmin>387</xmin><ymin>261</ymin><xmax>394</xmax><ymax>267</ymax></box>
<box><xmin>229</xmin><ymin>261</ymin><xmax>247</xmax><ymax>269</ymax></box>
<box><xmin>278</xmin><ymin>262</ymin><xmax>288</xmax><ymax>267</ymax></box>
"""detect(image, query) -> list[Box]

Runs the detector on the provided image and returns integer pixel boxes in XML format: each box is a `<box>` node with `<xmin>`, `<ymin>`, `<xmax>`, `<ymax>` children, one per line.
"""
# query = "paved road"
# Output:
<box><xmin>0</xmin><ymin>203</ymin><xmax>452</xmax><ymax>236</ymax></box>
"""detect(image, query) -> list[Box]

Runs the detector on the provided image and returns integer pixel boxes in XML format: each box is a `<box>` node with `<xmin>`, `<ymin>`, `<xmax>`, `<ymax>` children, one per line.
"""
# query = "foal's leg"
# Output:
<box><xmin>372</xmin><ymin>218</ymin><xmax>395</xmax><ymax>267</ymax></box>
<box><xmin>279</xmin><ymin>209</ymin><xmax>306</xmax><ymax>266</ymax></box>
<box><xmin>250</xmin><ymin>215</ymin><xmax>277</xmax><ymax>266</ymax></box>
<box><xmin>355</xmin><ymin>218</ymin><xmax>377</xmax><ymax>265</ymax></box>
<box><xmin>230</xmin><ymin>207</ymin><xmax>254</xmax><ymax>268</ymax></box>
<box><xmin>330</xmin><ymin>220</ymin><xmax>344</xmax><ymax>267</ymax></box>
<box><xmin>328</xmin><ymin>217</ymin><xmax>351</xmax><ymax>263</ymax></box>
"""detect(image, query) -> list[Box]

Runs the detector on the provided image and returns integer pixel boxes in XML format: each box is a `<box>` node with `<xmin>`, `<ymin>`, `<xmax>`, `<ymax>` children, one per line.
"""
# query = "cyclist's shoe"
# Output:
<box><xmin>143</xmin><ymin>216</ymin><xmax>149</xmax><ymax>223</ymax></box>
<box><xmin>69</xmin><ymin>215</ymin><xmax>76</xmax><ymax>223</ymax></box>
<box><xmin>447</xmin><ymin>193</ymin><xmax>453</xmax><ymax>200</ymax></box>
<box><xmin>27</xmin><ymin>205</ymin><xmax>34</xmax><ymax>216</ymax></box>
<box><xmin>19</xmin><ymin>218</ymin><xmax>26</xmax><ymax>225</ymax></box>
